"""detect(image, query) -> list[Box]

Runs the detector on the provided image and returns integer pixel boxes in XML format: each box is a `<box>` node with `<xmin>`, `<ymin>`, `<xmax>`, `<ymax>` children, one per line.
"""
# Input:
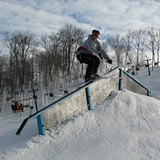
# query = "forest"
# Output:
<box><xmin>0</xmin><ymin>24</ymin><xmax>159</xmax><ymax>96</ymax></box>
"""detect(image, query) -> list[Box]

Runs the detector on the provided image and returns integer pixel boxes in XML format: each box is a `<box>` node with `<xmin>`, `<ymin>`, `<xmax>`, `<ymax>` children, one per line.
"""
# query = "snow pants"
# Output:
<box><xmin>77</xmin><ymin>53</ymin><xmax>100</xmax><ymax>79</ymax></box>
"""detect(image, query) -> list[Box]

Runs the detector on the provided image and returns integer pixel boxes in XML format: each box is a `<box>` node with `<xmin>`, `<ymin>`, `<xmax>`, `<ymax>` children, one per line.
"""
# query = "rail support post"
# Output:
<box><xmin>37</xmin><ymin>114</ymin><xmax>45</xmax><ymax>135</ymax></box>
<box><xmin>119</xmin><ymin>68</ymin><xmax>123</xmax><ymax>90</ymax></box>
<box><xmin>85</xmin><ymin>87</ymin><xmax>92</xmax><ymax>110</ymax></box>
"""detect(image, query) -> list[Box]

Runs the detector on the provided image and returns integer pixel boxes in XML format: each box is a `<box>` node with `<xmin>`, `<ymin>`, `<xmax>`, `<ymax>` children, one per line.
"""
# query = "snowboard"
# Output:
<box><xmin>72</xmin><ymin>73</ymin><xmax>116</xmax><ymax>88</ymax></box>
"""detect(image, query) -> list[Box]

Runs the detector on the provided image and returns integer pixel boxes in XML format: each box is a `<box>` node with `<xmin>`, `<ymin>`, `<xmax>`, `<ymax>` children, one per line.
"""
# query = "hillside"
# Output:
<box><xmin>0</xmin><ymin>67</ymin><xmax>160</xmax><ymax>160</ymax></box>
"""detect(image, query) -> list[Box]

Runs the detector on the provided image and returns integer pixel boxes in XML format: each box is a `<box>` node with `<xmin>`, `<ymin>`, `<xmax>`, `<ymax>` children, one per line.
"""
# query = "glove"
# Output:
<box><xmin>107</xmin><ymin>59</ymin><xmax>112</xmax><ymax>64</ymax></box>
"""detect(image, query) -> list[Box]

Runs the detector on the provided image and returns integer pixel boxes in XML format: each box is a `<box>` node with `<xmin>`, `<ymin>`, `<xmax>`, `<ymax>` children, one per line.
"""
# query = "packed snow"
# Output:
<box><xmin>0</xmin><ymin>67</ymin><xmax>160</xmax><ymax>160</ymax></box>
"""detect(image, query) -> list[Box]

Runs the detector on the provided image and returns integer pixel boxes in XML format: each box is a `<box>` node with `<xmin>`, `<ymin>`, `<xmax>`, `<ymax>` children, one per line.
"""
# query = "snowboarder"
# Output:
<box><xmin>76</xmin><ymin>30</ymin><xmax>112</xmax><ymax>82</ymax></box>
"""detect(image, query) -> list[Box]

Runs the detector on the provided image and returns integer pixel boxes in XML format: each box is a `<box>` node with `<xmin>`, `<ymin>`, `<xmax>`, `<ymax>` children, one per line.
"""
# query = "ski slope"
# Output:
<box><xmin>0</xmin><ymin>67</ymin><xmax>160</xmax><ymax>160</ymax></box>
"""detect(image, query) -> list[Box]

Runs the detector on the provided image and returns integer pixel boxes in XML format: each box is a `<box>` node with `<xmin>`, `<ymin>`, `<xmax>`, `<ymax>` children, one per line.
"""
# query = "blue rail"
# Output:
<box><xmin>16</xmin><ymin>67</ymin><xmax>151</xmax><ymax>136</ymax></box>
<box><xmin>16</xmin><ymin>80</ymin><xmax>93</xmax><ymax>135</ymax></box>
<box><xmin>119</xmin><ymin>68</ymin><xmax>151</xmax><ymax>96</ymax></box>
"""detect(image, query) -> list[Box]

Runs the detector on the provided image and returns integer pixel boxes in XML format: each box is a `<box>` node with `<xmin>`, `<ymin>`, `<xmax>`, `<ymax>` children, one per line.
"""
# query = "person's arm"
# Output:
<box><xmin>96</xmin><ymin>42</ymin><xmax>109</xmax><ymax>59</ymax></box>
<box><xmin>83</xmin><ymin>38</ymin><xmax>101</xmax><ymax>55</ymax></box>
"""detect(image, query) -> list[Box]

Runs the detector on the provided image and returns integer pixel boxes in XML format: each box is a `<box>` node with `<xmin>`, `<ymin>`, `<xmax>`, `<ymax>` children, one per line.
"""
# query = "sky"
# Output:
<box><xmin>0</xmin><ymin>0</ymin><xmax>160</xmax><ymax>38</ymax></box>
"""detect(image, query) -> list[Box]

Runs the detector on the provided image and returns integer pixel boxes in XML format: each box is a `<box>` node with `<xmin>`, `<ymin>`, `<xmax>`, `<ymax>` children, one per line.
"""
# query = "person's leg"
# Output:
<box><xmin>85</xmin><ymin>58</ymin><xmax>95</xmax><ymax>79</ymax></box>
<box><xmin>92</xmin><ymin>56</ymin><xmax>100</xmax><ymax>75</ymax></box>
<box><xmin>80</xmin><ymin>54</ymin><xmax>100</xmax><ymax>80</ymax></box>
<box><xmin>79</xmin><ymin>54</ymin><xmax>93</xmax><ymax>79</ymax></box>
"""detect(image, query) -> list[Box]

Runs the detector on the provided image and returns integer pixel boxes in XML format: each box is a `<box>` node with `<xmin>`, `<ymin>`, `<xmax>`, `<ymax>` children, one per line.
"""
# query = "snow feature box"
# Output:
<box><xmin>42</xmin><ymin>68</ymin><xmax>149</xmax><ymax>131</ymax></box>
<box><xmin>42</xmin><ymin>71</ymin><xmax>120</xmax><ymax>130</ymax></box>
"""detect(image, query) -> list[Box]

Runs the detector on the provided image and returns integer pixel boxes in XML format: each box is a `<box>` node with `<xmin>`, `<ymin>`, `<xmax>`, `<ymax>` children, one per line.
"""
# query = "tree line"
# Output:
<box><xmin>0</xmin><ymin>24</ymin><xmax>159</xmax><ymax>95</ymax></box>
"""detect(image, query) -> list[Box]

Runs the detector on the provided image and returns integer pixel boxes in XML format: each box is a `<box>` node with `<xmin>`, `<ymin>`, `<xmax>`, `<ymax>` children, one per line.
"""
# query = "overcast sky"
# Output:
<box><xmin>0</xmin><ymin>0</ymin><xmax>160</xmax><ymax>37</ymax></box>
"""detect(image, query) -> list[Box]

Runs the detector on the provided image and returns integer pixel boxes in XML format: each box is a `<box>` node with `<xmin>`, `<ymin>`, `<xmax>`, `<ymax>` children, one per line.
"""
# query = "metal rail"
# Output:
<box><xmin>16</xmin><ymin>67</ymin><xmax>151</xmax><ymax>135</ymax></box>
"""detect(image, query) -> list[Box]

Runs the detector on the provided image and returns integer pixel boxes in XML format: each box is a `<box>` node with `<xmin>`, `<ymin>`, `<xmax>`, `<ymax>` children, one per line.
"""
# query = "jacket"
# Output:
<box><xmin>77</xmin><ymin>35</ymin><xmax>110</xmax><ymax>60</ymax></box>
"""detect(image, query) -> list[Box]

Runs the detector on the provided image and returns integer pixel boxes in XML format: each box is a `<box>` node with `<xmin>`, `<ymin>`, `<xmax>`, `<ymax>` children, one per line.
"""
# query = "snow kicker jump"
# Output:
<box><xmin>16</xmin><ymin>67</ymin><xmax>151</xmax><ymax>136</ymax></box>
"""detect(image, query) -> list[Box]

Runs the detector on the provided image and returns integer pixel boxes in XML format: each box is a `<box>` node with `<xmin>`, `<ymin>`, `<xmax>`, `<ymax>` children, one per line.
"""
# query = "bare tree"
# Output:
<box><xmin>146</xmin><ymin>27</ymin><xmax>157</xmax><ymax>70</ymax></box>
<box><xmin>123</xmin><ymin>30</ymin><xmax>134</xmax><ymax>70</ymax></box>
<box><xmin>107</xmin><ymin>34</ymin><xmax>125</xmax><ymax>67</ymax></box>
<box><xmin>40</xmin><ymin>24</ymin><xmax>85</xmax><ymax>91</ymax></box>
<box><xmin>4</xmin><ymin>30</ymin><xmax>37</xmax><ymax>94</ymax></box>
<box><xmin>40</xmin><ymin>33</ymin><xmax>63</xmax><ymax>89</ymax></box>
<box><xmin>132</xmin><ymin>29</ymin><xmax>145</xmax><ymax>70</ymax></box>
<box><xmin>154</xmin><ymin>26</ymin><xmax>160</xmax><ymax>66</ymax></box>
<box><xmin>57</xmin><ymin>24</ymin><xmax>85</xmax><ymax>77</ymax></box>
<box><xmin>0</xmin><ymin>50</ymin><xmax>7</xmax><ymax>93</ymax></box>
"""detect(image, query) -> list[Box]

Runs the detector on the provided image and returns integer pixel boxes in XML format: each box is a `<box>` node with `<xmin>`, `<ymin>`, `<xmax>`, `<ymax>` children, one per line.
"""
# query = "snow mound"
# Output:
<box><xmin>1</xmin><ymin>90</ymin><xmax>160</xmax><ymax>160</ymax></box>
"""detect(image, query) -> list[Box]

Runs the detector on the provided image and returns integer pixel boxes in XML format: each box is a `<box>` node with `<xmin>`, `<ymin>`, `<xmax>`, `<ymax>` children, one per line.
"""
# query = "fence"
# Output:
<box><xmin>16</xmin><ymin>67</ymin><xmax>151</xmax><ymax>136</ymax></box>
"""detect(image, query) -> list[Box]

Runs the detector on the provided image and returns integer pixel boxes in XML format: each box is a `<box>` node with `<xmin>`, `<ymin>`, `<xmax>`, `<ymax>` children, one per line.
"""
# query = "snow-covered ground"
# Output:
<box><xmin>0</xmin><ymin>67</ymin><xmax>160</xmax><ymax>160</ymax></box>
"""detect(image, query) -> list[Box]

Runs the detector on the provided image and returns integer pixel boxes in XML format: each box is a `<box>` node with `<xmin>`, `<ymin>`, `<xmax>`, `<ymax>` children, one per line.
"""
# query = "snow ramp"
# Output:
<box><xmin>16</xmin><ymin>67</ymin><xmax>151</xmax><ymax>135</ymax></box>
<box><xmin>4</xmin><ymin>90</ymin><xmax>160</xmax><ymax>160</ymax></box>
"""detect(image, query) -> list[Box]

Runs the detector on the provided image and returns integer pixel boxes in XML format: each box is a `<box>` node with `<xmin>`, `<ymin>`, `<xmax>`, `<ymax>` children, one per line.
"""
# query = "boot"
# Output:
<box><xmin>93</xmin><ymin>73</ymin><xmax>100</xmax><ymax>78</ymax></box>
<box><xmin>85</xmin><ymin>75</ymin><xmax>96</xmax><ymax>82</ymax></box>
